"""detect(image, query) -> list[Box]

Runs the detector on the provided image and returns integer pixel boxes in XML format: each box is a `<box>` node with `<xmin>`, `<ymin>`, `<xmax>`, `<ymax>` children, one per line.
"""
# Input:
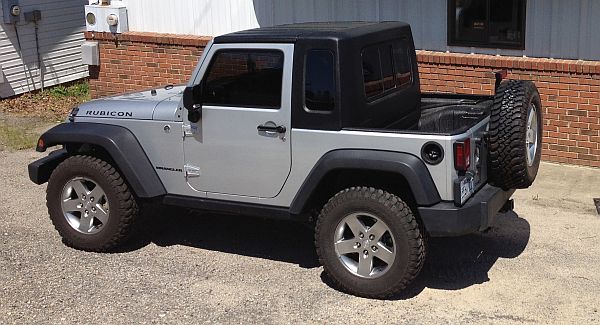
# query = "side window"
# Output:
<box><xmin>392</xmin><ymin>40</ymin><xmax>413</xmax><ymax>89</ymax></box>
<box><xmin>361</xmin><ymin>40</ymin><xmax>413</xmax><ymax>101</ymax></box>
<box><xmin>379</xmin><ymin>45</ymin><xmax>395</xmax><ymax>92</ymax></box>
<box><xmin>203</xmin><ymin>50</ymin><xmax>283</xmax><ymax>108</ymax></box>
<box><xmin>305</xmin><ymin>50</ymin><xmax>335</xmax><ymax>112</ymax></box>
<box><xmin>362</xmin><ymin>46</ymin><xmax>383</xmax><ymax>99</ymax></box>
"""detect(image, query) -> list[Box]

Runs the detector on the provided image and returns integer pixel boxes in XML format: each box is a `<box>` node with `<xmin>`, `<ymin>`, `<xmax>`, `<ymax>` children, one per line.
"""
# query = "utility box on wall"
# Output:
<box><xmin>85</xmin><ymin>3</ymin><xmax>128</xmax><ymax>33</ymax></box>
<box><xmin>81</xmin><ymin>41</ymin><xmax>99</xmax><ymax>66</ymax></box>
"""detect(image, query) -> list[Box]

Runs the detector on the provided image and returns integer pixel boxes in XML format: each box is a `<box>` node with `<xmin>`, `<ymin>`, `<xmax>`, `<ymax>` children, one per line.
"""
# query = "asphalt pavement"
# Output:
<box><xmin>1</xmin><ymin>149</ymin><xmax>599</xmax><ymax>324</ymax></box>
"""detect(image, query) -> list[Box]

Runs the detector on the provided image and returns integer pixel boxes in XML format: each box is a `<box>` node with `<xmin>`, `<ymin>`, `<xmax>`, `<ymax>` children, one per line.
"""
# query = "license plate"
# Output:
<box><xmin>459</xmin><ymin>176</ymin><xmax>475</xmax><ymax>204</ymax></box>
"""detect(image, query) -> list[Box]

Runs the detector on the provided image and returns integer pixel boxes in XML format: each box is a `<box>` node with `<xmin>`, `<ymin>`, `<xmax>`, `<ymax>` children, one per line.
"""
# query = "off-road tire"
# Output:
<box><xmin>315</xmin><ymin>187</ymin><xmax>426</xmax><ymax>299</ymax></box>
<box><xmin>488</xmin><ymin>79</ymin><xmax>543</xmax><ymax>190</ymax></box>
<box><xmin>46</xmin><ymin>155</ymin><xmax>139</xmax><ymax>252</ymax></box>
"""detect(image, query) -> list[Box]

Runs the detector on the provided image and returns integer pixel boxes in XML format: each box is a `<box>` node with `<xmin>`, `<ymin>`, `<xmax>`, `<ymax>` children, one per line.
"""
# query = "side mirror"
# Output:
<box><xmin>183</xmin><ymin>83</ymin><xmax>202</xmax><ymax>123</ymax></box>
<box><xmin>183</xmin><ymin>84</ymin><xmax>200</xmax><ymax>110</ymax></box>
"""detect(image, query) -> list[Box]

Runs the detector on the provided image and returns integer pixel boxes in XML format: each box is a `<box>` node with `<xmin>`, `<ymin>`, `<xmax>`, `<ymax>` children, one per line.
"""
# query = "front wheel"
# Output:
<box><xmin>46</xmin><ymin>155</ymin><xmax>139</xmax><ymax>252</ymax></box>
<box><xmin>315</xmin><ymin>187</ymin><xmax>426</xmax><ymax>298</ymax></box>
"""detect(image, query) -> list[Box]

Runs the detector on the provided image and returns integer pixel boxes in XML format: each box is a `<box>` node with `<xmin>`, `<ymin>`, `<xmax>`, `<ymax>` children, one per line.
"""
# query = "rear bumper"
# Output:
<box><xmin>417</xmin><ymin>184</ymin><xmax>515</xmax><ymax>237</ymax></box>
<box><xmin>28</xmin><ymin>149</ymin><xmax>69</xmax><ymax>185</ymax></box>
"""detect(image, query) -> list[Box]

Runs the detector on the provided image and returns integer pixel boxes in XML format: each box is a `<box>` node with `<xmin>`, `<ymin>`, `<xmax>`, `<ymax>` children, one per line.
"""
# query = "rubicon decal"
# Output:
<box><xmin>84</xmin><ymin>110</ymin><xmax>133</xmax><ymax>117</ymax></box>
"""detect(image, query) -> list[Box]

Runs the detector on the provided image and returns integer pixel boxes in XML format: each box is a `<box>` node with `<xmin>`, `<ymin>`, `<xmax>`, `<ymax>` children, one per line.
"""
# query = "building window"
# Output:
<box><xmin>362</xmin><ymin>39</ymin><xmax>413</xmax><ymax>101</ymax></box>
<box><xmin>305</xmin><ymin>50</ymin><xmax>335</xmax><ymax>112</ymax></box>
<box><xmin>448</xmin><ymin>0</ymin><xmax>526</xmax><ymax>49</ymax></box>
<box><xmin>203</xmin><ymin>50</ymin><xmax>283</xmax><ymax>108</ymax></box>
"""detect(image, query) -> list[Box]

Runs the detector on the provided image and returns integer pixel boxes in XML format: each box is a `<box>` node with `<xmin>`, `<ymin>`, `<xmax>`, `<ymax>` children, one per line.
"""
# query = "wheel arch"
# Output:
<box><xmin>35</xmin><ymin>122</ymin><xmax>166</xmax><ymax>198</ymax></box>
<box><xmin>289</xmin><ymin>149</ymin><xmax>441</xmax><ymax>215</ymax></box>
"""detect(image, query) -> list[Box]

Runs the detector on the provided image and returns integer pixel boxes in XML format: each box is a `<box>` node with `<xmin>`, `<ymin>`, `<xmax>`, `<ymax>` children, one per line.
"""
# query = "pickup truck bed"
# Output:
<box><xmin>359</xmin><ymin>94</ymin><xmax>493</xmax><ymax>135</ymax></box>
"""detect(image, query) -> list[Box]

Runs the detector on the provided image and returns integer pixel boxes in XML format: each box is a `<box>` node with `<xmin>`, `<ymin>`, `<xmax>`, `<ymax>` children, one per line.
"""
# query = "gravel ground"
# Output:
<box><xmin>1</xmin><ymin>149</ymin><xmax>599</xmax><ymax>324</ymax></box>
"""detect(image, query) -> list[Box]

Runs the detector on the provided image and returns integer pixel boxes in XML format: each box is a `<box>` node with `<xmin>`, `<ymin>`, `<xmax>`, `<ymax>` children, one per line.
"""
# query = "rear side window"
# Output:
<box><xmin>362</xmin><ymin>47</ymin><xmax>384</xmax><ymax>98</ymax></box>
<box><xmin>203</xmin><ymin>50</ymin><xmax>283</xmax><ymax>108</ymax></box>
<box><xmin>361</xmin><ymin>39</ymin><xmax>413</xmax><ymax>101</ymax></box>
<box><xmin>392</xmin><ymin>40</ymin><xmax>412</xmax><ymax>88</ymax></box>
<box><xmin>305</xmin><ymin>50</ymin><xmax>336</xmax><ymax>112</ymax></box>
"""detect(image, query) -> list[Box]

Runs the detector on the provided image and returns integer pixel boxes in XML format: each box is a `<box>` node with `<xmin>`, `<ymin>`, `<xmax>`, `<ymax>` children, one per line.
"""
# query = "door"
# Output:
<box><xmin>183</xmin><ymin>44</ymin><xmax>293</xmax><ymax>198</ymax></box>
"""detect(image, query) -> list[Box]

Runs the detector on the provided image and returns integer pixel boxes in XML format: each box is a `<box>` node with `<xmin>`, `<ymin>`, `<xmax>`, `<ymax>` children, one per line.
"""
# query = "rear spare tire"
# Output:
<box><xmin>488</xmin><ymin>79</ymin><xmax>543</xmax><ymax>190</ymax></box>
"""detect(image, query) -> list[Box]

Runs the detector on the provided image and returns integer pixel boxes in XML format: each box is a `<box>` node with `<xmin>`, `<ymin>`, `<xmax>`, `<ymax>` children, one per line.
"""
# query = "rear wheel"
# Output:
<box><xmin>46</xmin><ymin>155</ymin><xmax>139</xmax><ymax>252</ymax></box>
<box><xmin>315</xmin><ymin>187</ymin><xmax>426</xmax><ymax>298</ymax></box>
<box><xmin>488</xmin><ymin>79</ymin><xmax>543</xmax><ymax>190</ymax></box>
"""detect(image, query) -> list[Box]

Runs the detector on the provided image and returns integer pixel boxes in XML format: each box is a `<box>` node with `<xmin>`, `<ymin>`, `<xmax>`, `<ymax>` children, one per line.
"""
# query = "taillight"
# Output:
<box><xmin>454</xmin><ymin>138</ymin><xmax>471</xmax><ymax>171</ymax></box>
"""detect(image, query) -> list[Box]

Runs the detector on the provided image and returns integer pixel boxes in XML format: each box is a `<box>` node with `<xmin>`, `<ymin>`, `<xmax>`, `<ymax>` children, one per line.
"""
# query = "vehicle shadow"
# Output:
<box><xmin>124</xmin><ymin>208</ymin><xmax>530</xmax><ymax>297</ymax></box>
<box><xmin>124</xmin><ymin>207</ymin><xmax>320</xmax><ymax>269</ymax></box>
<box><xmin>390</xmin><ymin>210</ymin><xmax>531</xmax><ymax>299</ymax></box>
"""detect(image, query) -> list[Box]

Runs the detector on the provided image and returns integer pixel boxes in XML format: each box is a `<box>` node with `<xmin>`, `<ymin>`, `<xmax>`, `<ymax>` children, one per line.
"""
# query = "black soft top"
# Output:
<box><xmin>214</xmin><ymin>21</ymin><xmax>420</xmax><ymax>131</ymax></box>
<box><xmin>213</xmin><ymin>21</ymin><xmax>411</xmax><ymax>44</ymax></box>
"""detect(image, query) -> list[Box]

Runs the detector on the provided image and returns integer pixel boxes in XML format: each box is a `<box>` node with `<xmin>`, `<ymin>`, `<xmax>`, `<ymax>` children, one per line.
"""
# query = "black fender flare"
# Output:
<box><xmin>289</xmin><ymin>149</ymin><xmax>441</xmax><ymax>214</ymax></box>
<box><xmin>33</xmin><ymin>122</ymin><xmax>166</xmax><ymax>198</ymax></box>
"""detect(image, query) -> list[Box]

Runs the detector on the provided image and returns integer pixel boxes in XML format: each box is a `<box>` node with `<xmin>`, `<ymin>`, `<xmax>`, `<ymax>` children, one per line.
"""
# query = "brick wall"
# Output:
<box><xmin>85</xmin><ymin>32</ymin><xmax>210</xmax><ymax>98</ymax></box>
<box><xmin>85</xmin><ymin>32</ymin><xmax>600</xmax><ymax>167</ymax></box>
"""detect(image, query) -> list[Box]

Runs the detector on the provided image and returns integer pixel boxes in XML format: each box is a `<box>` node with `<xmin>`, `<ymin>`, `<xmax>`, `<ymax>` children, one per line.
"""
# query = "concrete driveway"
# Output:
<box><xmin>1</xmin><ymin>149</ymin><xmax>599</xmax><ymax>324</ymax></box>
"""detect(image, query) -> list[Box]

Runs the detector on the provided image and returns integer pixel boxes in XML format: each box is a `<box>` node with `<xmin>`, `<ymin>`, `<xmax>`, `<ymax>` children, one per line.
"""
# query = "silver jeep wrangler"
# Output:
<box><xmin>29</xmin><ymin>22</ymin><xmax>542</xmax><ymax>298</ymax></box>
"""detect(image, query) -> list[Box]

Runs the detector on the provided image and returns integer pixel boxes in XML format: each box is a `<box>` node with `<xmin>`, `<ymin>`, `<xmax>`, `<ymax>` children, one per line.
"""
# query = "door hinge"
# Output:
<box><xmin>184</xmin><ymin>164</ymin><xmax>201</xmax><ymax>178</ymax></box>
<box><xmin>182</xmin><ymin>124</ymin><xmax>193</xmax><ymax>138</ymax></box>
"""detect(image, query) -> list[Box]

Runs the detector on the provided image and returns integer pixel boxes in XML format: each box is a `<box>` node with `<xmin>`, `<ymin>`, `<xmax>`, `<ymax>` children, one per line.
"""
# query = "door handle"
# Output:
<box><xmin>257</xmin><ymin>124</ymin><xmax>286</xmax><ymax>134</ymax></box>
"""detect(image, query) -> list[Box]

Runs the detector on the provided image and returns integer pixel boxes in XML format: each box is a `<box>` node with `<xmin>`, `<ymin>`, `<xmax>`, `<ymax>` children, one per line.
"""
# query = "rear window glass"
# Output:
<box><xmin>305</xmin><ymin>50</ymin><xmax>336</xmax><ymax>112</ymax></box>
<box><xmin>361</xmin><ymin>39</ymin><xmax>413</xmax><ymax>101</ymax></box>
<box><xmin>203</xmin><ymin>50</ymin><xmax>283</xmax><ymax>108</ymax></box>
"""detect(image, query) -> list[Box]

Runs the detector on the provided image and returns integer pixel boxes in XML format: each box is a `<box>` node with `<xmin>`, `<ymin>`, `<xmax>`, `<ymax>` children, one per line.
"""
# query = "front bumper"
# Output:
<box><xmin>28</xmin><ymin>149</ymin><xmax>69</xmax><ymax>185</ymax></box>
<box><xmin>417</xmin><ymin>184</ymin><xmax>515</xmax><ymax>237</ymax></box>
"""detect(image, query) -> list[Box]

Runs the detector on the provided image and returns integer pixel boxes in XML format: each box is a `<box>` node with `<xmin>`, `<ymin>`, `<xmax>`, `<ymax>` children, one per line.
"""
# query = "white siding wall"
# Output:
<box><xmin>0</xmin><ymin>0</ymin><xmax>88</xmax><ymax>98</ymax></box>
<box><xmin>121</xmin><ymin>0</ymin><xmax>600</xmax><ymax>61</ymax></box>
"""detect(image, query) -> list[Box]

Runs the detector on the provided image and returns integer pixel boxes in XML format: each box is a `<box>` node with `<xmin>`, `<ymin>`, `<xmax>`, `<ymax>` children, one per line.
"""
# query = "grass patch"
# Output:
<box><xmin>0</xmin><ymin>79</ymin><xmax>90</xmax><ymax>120</ymax></box>
<box><xmin>0</xmin><ymin>120</ymin><xmax>40</xmax><ymax>150</ymax></box>
<box><xmin>41</xmin><ymin>81</ymin><xmax>90</xmax><ymax>100</ymax></box>
<box><xmin>0</xmin><ymin>80</ymin><xmax>88</xmax><ymax>150</ymax></box>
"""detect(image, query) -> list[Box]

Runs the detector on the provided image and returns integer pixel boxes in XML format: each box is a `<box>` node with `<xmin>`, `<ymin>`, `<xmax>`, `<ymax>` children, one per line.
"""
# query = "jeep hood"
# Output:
<box><xmin>76</xmin><ymin>85</ymin><xmax>186</xmax><ymax>121</ymax></box>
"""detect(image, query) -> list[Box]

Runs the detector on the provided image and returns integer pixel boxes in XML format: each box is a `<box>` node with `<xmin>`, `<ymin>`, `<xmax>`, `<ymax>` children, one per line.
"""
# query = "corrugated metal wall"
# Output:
<box><xmin>121</xmin><ymin>0</ymin><xmax>600</xmax><ymax>61</ymax></box>
<box><xmin>526</xmin><ymin>0</ymin><xmax>600</xmax><ymax>60</ymax></box>
<box><xmin>0</xmin><ymin>0</ymin><xmax>88</xmax><ymax>98</ymax></box>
